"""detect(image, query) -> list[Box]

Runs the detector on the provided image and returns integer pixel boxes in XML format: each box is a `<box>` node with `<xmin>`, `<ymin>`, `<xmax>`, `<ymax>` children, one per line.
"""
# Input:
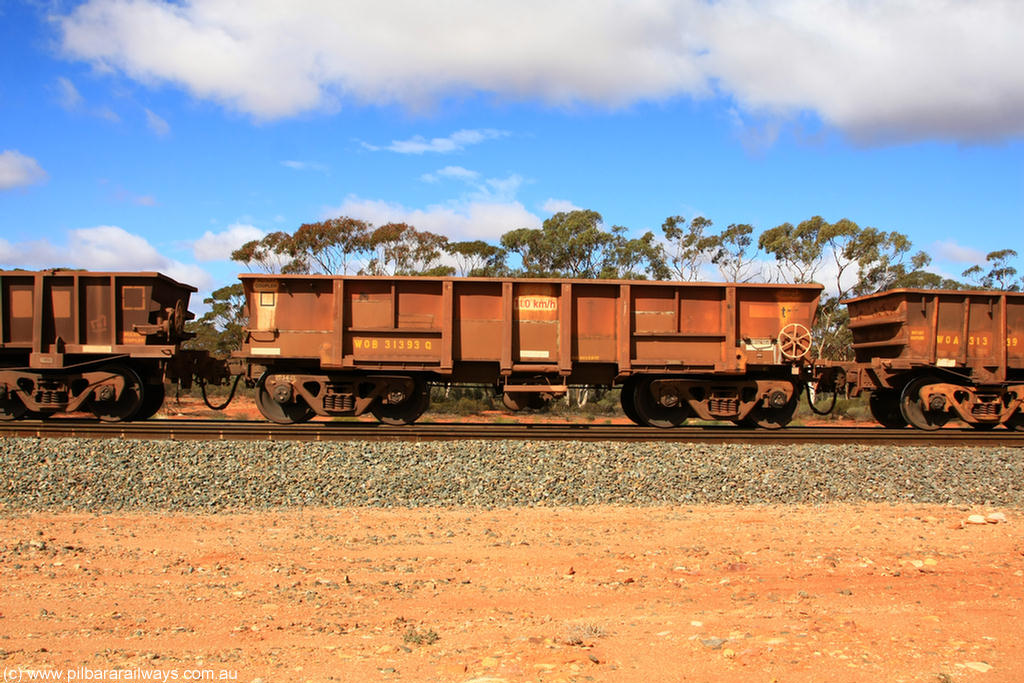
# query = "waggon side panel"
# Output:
<box><xmin>846</xmin><ymin>289</ymin><xmax>1024</xmax><ymax>384</ymax></box>
<box><xmin>239</xmin><ymin>274</ymin><xmax>822</xmax><ymax>379</ymax></box>
<box><xmin>0</xmin><ymin>271</ymin><xmax>196</xmax><ymax>366</ymax></box>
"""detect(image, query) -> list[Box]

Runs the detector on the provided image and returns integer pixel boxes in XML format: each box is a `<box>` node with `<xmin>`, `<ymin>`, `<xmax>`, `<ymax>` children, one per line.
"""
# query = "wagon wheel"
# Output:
<box><xmin>502</xmin><ymin>391</ymin><xmax>545</xmax><ymax>411</ymax></box>
<box><xmin>619</xmin><ymin>377</ymin><xmax>644</xmax><ymax>426</ymax></box>
<box><xmin>868</xmin><ymin>390</ymin><xmax>907</xmax><ymax>428</ymax></box>
<box><xmin>255</xmin><ymin>373</ymin><xmax>315</xmax><ymax>424</ymax></box>
<box><xmin>1006</xmin><ymin>411</ymin><xmax>1024</xmax><ymax>431</ymax></box>
<box><xmin>135</xmin><ymin>382</ymin><xmax>166</xmax><ymax>421</ymax></box>
<box><xmin>632</xmin><ymin>377</ymin><xmax>688</xmax><ymax>429</ymax></box>
<box><xmin>741</xmin><ymin>386</ymin><xmax>799</xmax><ymax>430</ymax></box>
<box><xmin>741</xmin><ymin>403</ymin><xmax>798</xmax><ymax>429</ymax></box>
<box><xmin>778</xmin><ymin>323</ymin><xmax>812</xmax><ymax>360</ymax></box>
<box><xmin>371</xmin><ymin>378</ymin><xmax>430</xmax><ymax>425</ymax></box>
<box><xmin>0</xmin><ymin>394</ymin><xmax>27</xmax><ymax>421</ymax></box>
<box><xmin>88</xmin><ymin>364</ymin><xmax>145</xmax><ymax>422</ymax></box>
<box><xmin>899</xmin><ymin>376</ymin><xmax>951</xmax><ymax>431</ymax></box>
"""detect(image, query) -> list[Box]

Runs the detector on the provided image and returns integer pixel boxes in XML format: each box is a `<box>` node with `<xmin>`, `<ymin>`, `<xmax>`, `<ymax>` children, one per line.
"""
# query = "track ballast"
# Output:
<box><xmin>1</xmin><ymin>419</ymin><xmax>1023</xmax><ymax>446</ymax></box>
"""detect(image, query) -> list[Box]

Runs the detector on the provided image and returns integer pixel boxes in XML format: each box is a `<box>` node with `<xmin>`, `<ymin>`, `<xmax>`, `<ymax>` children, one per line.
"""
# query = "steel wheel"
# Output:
<box><xmin>619</xmin><ymin>377</ymin><xmax>644</xmax><ymax>426</ymax></box>
<box><xmin>741</xmin><ymin>390</ymin><xmax>799</xmax><ymax>430</ymax></box>
<box><xmin>869</xmin><ymin>390</ymin><xmax>907</xmax><ymax>428</ymax></box>
<box><xmin>899</xmin><ymin>376</ymin><xmax>951</xmax><ymax>431</ymax></box>
<box><xmin>135</xmin><ymin>383</ymin><xmax>166</xmax><ymax>421</ymax></box>
<box><xmin>632</xmin><ymin>377</ymin><xmax>688</xmax><ymax>428</ymax></box>
<box><xmin>255</xmin><ymin>374</ymin><xmax>315</xmax><ymax>424</ymax></box>
<box><xmin>0</xmin><ymin>395</ymin><xmax>27</xmax><ymax>421</ymax></box>
<box><xmin>88</xmin><ymin>364</ymin><xmax>145</xmax><ymax>422</ymax></box>
<box><xmin>371</xmin><ymin>379</ymin><xmax>430</xmax><ymax>425</ymax></box>
<box><xmin>742</xmin><ymin>404</ymin><xmax>797</xmax><ymax>429</ymax></box>
<box><xmin>502</xmin><ymin>392</ymin><xmax>545</xmax><ymax>411</ymax></box>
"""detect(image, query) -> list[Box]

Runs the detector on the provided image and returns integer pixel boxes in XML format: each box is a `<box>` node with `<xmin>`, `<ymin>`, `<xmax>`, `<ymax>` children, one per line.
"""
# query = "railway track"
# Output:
<box><xmin>1</xmin><ymin>419</ymin><xmax>1023</xmax><ymax>445</ymax></box>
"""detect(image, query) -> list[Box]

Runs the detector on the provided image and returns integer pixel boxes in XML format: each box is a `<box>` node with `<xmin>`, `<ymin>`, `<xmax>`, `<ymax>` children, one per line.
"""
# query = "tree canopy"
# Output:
<box><xmin>500</xmin><ymin>210</ymin><xmax>665</xmax><ymax>279</ymax></box>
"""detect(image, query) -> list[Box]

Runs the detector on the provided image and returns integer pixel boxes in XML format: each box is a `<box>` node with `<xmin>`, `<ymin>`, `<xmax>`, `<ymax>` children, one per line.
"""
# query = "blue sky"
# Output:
<box><xmin>2</xmin><ymin>0</ymin><xmax>1022</xmax><ymax>301</ymax></box>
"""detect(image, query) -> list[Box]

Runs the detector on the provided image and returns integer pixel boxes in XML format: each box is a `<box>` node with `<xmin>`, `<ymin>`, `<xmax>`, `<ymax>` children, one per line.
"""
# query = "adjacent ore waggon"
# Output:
<box><xmin>0</xmin><ymin>270</ymin><xmax>199</xmax><ymax>421</ymax></box>
<box><xmin>237</xmin><ymin>274</ymin><xmax>821</xmax><ymax>428</ymax></box>
<box><xmin>843</xmin><ymin>288</ymin><xmax>1024</xmax><ymax>431</ymax></box>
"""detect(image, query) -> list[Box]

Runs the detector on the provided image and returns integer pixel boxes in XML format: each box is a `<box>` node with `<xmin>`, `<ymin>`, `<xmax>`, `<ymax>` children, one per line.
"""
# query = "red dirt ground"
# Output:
<box><xmin>158</xmin><ymin>394</ymin><xmax>873</xmax><ymax>427</ymax></box>
<box><xmin>1</xmin><ymin>505</ymin><xmax>1022</xmax><ymax>683</ymax></box>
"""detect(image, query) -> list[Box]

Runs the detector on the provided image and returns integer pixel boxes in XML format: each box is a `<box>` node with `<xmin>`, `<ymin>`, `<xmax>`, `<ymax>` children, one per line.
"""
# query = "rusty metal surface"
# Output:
<box><xmin>0</xmin><ymin>270</ymin><xmax>197</xmax><ymax>364</ymax></box>
<box><xmin>846</xmin><ymin>288</ymin><xmax>1024</xmax><ymax>382</ymax></box>
<box><xmin>0</xmin><ymin>270</ymin><xmax>199</xmax><ymax>420</ymax></box>
<box><xmin>238</xmin><ymin>274</ymin><xmax>823</xmax><ymax>382</ymax></box>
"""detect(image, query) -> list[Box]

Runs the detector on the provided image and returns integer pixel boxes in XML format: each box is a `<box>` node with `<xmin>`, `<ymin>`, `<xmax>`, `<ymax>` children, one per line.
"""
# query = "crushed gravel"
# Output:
<box><xmin>1</xmin><ymin>437</ymin><xmax>1022</xmax><ymax>511</ymax></box>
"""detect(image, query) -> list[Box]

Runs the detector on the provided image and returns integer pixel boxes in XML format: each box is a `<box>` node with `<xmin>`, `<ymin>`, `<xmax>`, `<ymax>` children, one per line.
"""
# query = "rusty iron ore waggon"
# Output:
<box><xmin>843</xmin><ymin>288</ymin><xmax>1024</xmax><ymax>431</ymax></box>
<box><xmin>236</xmin><ymin>274</ymin><xmax>822</xmax><ymax>428</ymax></box>
<box><xmin>0</xmin><ymin>270</ymin><xmax>204</xmax><ymax>421</ymax></box>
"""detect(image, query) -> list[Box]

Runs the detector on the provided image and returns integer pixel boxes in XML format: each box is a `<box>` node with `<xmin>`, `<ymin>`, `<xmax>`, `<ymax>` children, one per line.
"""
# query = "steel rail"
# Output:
<box><xmin>1</xmin><ymin>419</ymin><xmax>1023</xmax><ymax>446</ymax></box>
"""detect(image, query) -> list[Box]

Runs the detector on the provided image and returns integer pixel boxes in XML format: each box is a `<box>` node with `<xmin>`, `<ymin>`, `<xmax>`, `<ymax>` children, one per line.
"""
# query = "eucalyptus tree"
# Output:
<box><xmin>963</xmin><ymin>249</ymin><xmax>1021</xmax><ymax>291</ymax></box>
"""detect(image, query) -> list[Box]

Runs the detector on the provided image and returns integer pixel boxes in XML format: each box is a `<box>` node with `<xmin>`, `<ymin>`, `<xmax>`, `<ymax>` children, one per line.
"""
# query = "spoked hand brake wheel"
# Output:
<box><xmin>778</xmin><ymin>323</ymin><xmax>812</xmax><ymax>361</ymax></box>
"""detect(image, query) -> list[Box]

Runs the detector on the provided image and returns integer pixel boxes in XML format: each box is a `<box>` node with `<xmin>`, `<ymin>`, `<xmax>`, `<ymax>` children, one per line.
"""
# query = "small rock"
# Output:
<box><xmin>986</xmin><ymin>512</ymin><xmax>1007</xmax><ymax>524</ymax></box>
<box><xmin>964</xmin><ymin>661</ymin><xmax>992</xmax><ymax>673</ymax></box>
<box><xmin>701</xmin><ymin>638</ymin><xmax>727</xmax><ymax>650</ymax></box>
<box><xmin>966</xmin><ymin>515</ymin><xmax>988</xmax><ymax>525</ymax></box>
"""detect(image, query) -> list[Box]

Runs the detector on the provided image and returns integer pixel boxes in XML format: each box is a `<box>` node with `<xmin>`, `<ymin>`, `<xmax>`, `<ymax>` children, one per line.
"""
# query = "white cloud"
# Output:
<box><xmin>56</xmin><ymin>76</ymin><xmax>83</xmax><ymax>110</ymax></box>
<box><xmin>0</xmin><ymin>238</ymin><xmax>15</xmax><ymax>263</ymax></box>
<box><xmin>419</xmin><ymin>166</ymin><xmax>525</xmax><ymax>204</ymax></box>
<box><xmin>94</xmin><ymin>106</ymin><xmax>121</xmax><ymax>123</ymax></box>
<box><xmin>324</xmin><ymin>196</ymin><xmax>540</xmax><ymax>241</ymax></box>
<box><xmin>57</xmin><ymin>0</ymin><xmax>1024</xmax><ymax>141</ymax></box>
<box><xmin>541</xmin><ymin>198</ymin><xmax>582</xmax><ymax>214</ymax></box>
<box><xmin>700</xmin><ymin>0</ymin><xmax>1024</xmax><ymax>142</ymax></box>
<box><xmin>281</xmin><ymin>160</ymin><xmax>328</xmax><ymax>171</ymax></box>
<box><xmin>931</xmin><ymin>240</ymin><xmax>986</xmax><ymax>265</ymax></box>
<box><xmin>0</xmin><ymin>151</ymin><xmax>48</xmax><ymax>190</ymax></box>
<box><xmin>0</xmin><ymin>226</ymin><xmax>212</xmax><ymax>289</ymax></box>
<box><xmin>326</xmin><ymin>165</ymin><xmax>537</xmax><ymax>240</ymax></box>
<box><xmin>145</xmin><ymin>108</ymin><xmax>170</xmax><ymax>136</ymax></box>
<box><xmin>421</xmin><ymin>166</ymin><xmax>480</xmax><ymax>183</ymax></box>
<box><xmin>367</xmin><ymin>129</ymin><xmax>510</xmax><ymax>154</ymax></box>
<box><xmin>55</xmin><ymin>76</ymin><xmax>123</xmax><ymax>122</ymax></box>
<box><xmin>192</xmin><ymin>223</ymin><xmax>265</xmax><ymax>261</ymax></box>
